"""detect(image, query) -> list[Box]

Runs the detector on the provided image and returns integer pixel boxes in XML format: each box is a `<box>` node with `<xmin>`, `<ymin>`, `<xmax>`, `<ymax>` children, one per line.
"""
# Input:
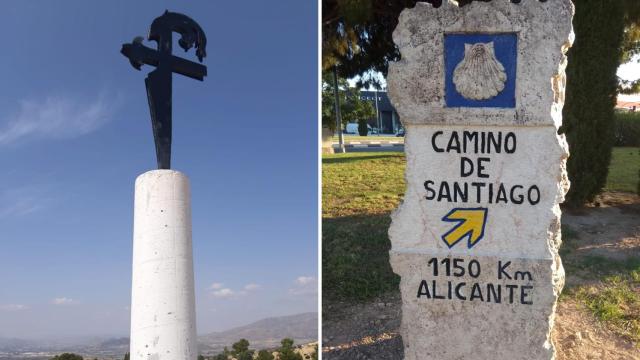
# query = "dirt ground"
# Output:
<box><xmin>323</xmin><ymin>192</ymin><xmax>640</xmax><ymax>359</ymax></box>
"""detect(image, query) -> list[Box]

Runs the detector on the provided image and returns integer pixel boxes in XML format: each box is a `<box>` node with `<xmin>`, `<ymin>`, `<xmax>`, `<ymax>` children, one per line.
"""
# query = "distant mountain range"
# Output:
<box><xmin>199</xmin><ymin>312</ymin><xmax>318</xmax><ymax>354</ymax></box>
<box><xmin>0</xmin><ymin>312</ymin><xmax>317</xmax><ymax>359</ymax></box>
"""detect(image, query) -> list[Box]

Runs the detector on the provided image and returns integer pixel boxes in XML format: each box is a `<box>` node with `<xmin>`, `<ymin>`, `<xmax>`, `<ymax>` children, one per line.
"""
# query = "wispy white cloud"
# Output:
<box><xmin>0</xmin><ymin>93</ymin><xmax>120</xmax><ymax>146</ymax></box>
<box><xmin>210</xmin><ymin>282</ymin><xmax>224</xmax><ymax>290</ymax></box>
<box><xmin>0</xmin><ymin>304</ymin><xmax>29</xmax><ymax>311</ymax></box>
<box><xmin>0</xmin><ymin>185</ymin><xmax>50</xmax><ymax>219</ymax></box>
<box><xmin>51</xmin><ymin>297</ymin><xmax>76</xmax><ymax>305</ymax></box>
<box><xmin>211</xmin><ymin>288</ymin><xmax>235</xmax><ymax>298</ymax></box>
<box><xmin>244</xmin><ymin>283</ymin><xmax>261</xmax><ymax>291</ymax></box>
<box><xmin>209</xmin><ymin>282</ymin><xmax>261</xmax><ymax>298</ymax></box>
<box><xmin>295</xmin><ymin>276</ymin><xmax>316</xmax><ymax>286</ymax></box>
<box><xmin>289</xmin><ymin>276</ymin><xmax>317</xmax><ymax>296</ymax></box>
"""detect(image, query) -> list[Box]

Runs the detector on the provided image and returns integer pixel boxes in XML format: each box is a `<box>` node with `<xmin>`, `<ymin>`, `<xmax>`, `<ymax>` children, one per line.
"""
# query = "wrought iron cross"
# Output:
<box><xmin>121</xmin><ymin>11</ymin><xmax>207</xmax><ymax>169</ymax></box>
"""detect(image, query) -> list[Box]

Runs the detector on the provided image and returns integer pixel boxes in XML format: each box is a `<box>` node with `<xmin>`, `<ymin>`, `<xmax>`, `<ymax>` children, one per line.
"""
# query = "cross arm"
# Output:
<box><xmin>170</xmin><ymin>53</ymin><xmax>207</xmax><ymax>81</ymax></box>
<box><xmin>121</xmin><ymin>40</ymin><xmax>207</xmax><ymax>81</ymax></box>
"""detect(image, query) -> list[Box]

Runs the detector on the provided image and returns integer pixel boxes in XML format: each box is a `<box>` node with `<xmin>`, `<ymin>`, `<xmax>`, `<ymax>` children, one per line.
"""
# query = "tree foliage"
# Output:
<box><xmin>231</xmin><ymin>339</ymin><xmax>250</xmax><ymax>354</ymax></box>
<box><xmin>562</xmin><ymin>0</ymin><xmax>640</xmax><ymax>206</ymax></box>
<box><xmin>322</xmin><ymin>71</ymin><xmax>376</xmax><ymax>132</ymax></box>
<box><xmin>323</xmin><ymin>0</ymin><xmax>419</xmax><ymax>86</ymax></box>
<box><xmin>123</xmin><ymin>353</ymin><xmax>130</xmax><ymax>360</ymax></box>
<box><xmin>51</xmin><ymin>354</ymin><xmax>83</xmax><ymax>360</ymax></box>
<box><xmin>256</xmin><ymin>350</ymin><xmax>275</xmax><ymax>360</ymax></box>
<box><xmin>618</xmin><ymin>3</ymin><xmax>640</xmax><ymax>93</ymax></box>
<box><xmin>322</xmin><ymin>0</ymin><xmax>513</xmax><ymax>86</ymax></box>
<box><xmin>212</xmin><ymin>346</ymin><xmax>231</xmax><ymax>360</ymax></box>
<box><xmin>231</xmin><ymin>339</ymin><xmax>254</xmax><ymax>360</ymax></box>
<box><xmin>277</xmin><ymin>338</ymin><xmax>303</xmax><ymax>360</ymax></box>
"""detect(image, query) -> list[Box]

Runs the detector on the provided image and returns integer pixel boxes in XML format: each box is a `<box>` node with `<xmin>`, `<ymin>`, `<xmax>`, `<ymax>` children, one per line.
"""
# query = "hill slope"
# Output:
<box><xmin>198</xmin><ymin>312</ymin><xmax>318</xmax><ymax>354</ymax></box>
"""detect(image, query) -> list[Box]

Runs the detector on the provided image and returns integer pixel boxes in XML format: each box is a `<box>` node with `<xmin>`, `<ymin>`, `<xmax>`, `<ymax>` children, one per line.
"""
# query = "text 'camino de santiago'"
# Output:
<box><xmin>424</xmin><ymin>130</ymin><xmax>541</xmax><ymax>206</ymax></box>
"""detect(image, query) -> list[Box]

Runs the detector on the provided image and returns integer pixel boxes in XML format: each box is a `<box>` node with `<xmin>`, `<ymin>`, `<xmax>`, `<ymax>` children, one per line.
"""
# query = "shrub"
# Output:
<box><xmin>358</xmin><ymin>118</ymin><xmax>368</xmax><ymax>136</ymax></box>
<box><xmin>51</xmin><ymin>354</ymin><xmax>83</xmax><ymax>360</ymax></box>
<box><xmin>613</xmin><ymin>112</ymin><xmax>640</xmax><ymax>147</ymax></box>
<box><xmin>562</xmin><ymin>1</ymin><xmax>625</xmax><ymax>206</ymax></box>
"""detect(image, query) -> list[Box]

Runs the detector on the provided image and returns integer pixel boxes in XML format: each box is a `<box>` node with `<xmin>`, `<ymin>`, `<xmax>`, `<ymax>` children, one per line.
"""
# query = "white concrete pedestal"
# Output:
<box><xmin>130</xmin><ymin>170</ymin><xmax>197</xmax><ymax>360</ymax></box>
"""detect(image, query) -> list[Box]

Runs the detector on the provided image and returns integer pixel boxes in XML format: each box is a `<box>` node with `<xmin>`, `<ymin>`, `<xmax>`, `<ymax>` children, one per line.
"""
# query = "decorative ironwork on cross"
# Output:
<box><xmin>121</xmin><ymin>10</ymin><xmax>207</xmax><ymax>169</ymax></box>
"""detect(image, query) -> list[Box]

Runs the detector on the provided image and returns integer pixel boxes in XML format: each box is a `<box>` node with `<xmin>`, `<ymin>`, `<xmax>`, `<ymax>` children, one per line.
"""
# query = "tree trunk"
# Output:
<box><xmin>322</xmin><ymin>126</ymin><xmax>335</xmax><ymax>154</ymax></box>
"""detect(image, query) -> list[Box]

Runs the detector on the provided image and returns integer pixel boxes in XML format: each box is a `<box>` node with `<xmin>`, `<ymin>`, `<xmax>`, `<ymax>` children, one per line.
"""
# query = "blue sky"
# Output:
<box><xmin>0</xmin><ymin>1</ymin><xmax>317</xmax><ymax>339</ymax></box>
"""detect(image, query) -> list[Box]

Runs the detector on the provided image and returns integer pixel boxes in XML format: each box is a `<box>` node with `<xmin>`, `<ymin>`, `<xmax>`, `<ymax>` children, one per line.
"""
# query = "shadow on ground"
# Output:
<box><xmin>322</xmin><ymin>213</ymin><xmax>399</xmax><ymax>301</ymax></box>
<box><xmin>323</xmin><ymin>335</ymin><xmax>404</xmax><ymax>360</ymax></box>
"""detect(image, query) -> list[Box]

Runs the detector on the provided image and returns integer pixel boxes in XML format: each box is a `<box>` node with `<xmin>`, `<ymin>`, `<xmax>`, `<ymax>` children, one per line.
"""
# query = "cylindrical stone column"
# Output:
<box><xmin>130</xmin><ymin>170</ymin><xmax>197</xmax><ymax>360</ymax></box>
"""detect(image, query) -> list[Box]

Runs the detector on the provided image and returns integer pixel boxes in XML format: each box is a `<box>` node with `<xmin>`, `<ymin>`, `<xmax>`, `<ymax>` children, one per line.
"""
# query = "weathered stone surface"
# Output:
<box><xmin>391</xmin><ymin>126</ymin><xmax>569</xmax><ymax>256</ymax></box>
<box><xmin>388</xmin><ymin>0</ymin><xmax>574</xmax><ymax>127</ymax></box>
<box><xmin>391</xmin><ymin>252</ymin><xmax>560</xmax><ymax>359</ymax></box>
<box><xmin>387</xmin><ymin>1</ymin><xmax>573</xmax><ymax>359</ymax></box>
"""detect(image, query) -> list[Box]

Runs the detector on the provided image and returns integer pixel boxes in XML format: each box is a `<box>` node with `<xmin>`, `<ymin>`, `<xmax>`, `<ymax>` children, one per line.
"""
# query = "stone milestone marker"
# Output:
<box><xmin>387</xmin><ymin>1</ymin><xmax>573</xmax><ymax>359</ymax></box>
<box><xmin>121</xmin><ymin>11</ymin><xmax>206</xmax><ymax>360</ymax></box>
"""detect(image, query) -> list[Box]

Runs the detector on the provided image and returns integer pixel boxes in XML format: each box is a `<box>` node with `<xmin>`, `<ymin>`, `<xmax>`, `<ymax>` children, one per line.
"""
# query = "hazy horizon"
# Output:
<box><xmin>0</xmin><ymin>311</ymin><xmax>318</xmax><ymax>341</ymax></box>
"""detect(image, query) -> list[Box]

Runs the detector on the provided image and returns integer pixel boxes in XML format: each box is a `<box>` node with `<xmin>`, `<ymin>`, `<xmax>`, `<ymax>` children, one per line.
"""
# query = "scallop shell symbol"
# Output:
<box><xmin>452</xmin><ymin>42</ymin><xmax>507</xmax><ymax>100</ymax></box>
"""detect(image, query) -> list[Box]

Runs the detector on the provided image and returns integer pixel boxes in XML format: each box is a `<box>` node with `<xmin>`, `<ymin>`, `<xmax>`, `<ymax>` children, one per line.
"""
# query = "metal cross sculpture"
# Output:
<box><xmin>121</xmin><ymin>11</ymin><xmax>207</xmax><ymax>169</ymax></box>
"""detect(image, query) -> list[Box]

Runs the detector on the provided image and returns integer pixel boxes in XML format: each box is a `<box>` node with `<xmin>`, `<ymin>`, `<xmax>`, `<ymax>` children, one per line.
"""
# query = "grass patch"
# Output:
<box><xmin>566</xmin><ymin>255</ymin><xmax>640</xmax><ymax>278</ymax></box>
<box><xmin>322</xmin><ymin>152</ymin><xmax>405</xmax><ymax>301</ymax></box>
<box><xmin>559</xmin><ymin>224</ymin><xmax>580</xmax><ymax>259</ymax></box>
<box><xmin>322</xmin><ymin>152</ymin><xmax>406</xmax><ymax>218</ymax></box>
<box><xmin>323</xmin><ymin>215</ymin><xmax>399</xmax><ymax>300</ymax></box>
<box><xmin>573</xmin><ymin>274</ymin><xmax>640</xmax><ymax>342</ymax></box>
<box><xmin>605</xmin><ymin>147</ymin><xmax>639</xmax><ymax>193</ymax></box>
<box><xmin>562</xmin><ymin>255</ymin><xmax>640</xmax><ymax>342</ymax></box>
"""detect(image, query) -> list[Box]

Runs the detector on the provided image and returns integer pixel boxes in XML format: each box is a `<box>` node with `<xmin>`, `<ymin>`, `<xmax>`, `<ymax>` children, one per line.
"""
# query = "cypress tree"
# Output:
<box><xmin>561</xmin><ymin>0</ymin><xmax>626</xmax><ymax>206</ymax></box>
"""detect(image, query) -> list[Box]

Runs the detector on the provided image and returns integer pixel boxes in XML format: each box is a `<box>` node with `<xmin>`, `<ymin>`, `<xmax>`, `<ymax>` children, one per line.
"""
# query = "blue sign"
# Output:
<box><xmin>444</xmin><ymin>33</ymin><xmax>517</xmax><ymax>108</ymax></box>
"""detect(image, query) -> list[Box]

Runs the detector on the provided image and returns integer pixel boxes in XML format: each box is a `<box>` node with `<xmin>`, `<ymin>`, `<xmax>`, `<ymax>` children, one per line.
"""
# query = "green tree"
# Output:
<box><xmin>231</xmin><ymin>339</ymin><xmax>254</xmax><ymax>360</ymax></box>
<box><xmin>212</xmin><ymin>346</ymin><xmax>231</xmax><ymax>360</ymax></box>
<box><xmin>562</xmin><ymin>0</ymin><xmax>640</xmax><ymax>206</ymax></box>
<box><xmin>51</xmin><ymin>354</ymin><xmax>83</xmax><ymax>360</ymax></box>
<box><xmin>323</xmin><ymin>0</ymin><xmax>421</xmax><ymax>86</ymax></box>
<box><xmin>322</xmin><ymin>71</ymin><xmax>376</xmax><ymax>132</ymax></box>
<box><xmin>232</xmin><ymin>339</ymin><xmax>250</xmax><ymax>354</ymax></box>
<box><xmin>256</xmin><ymin>349</ymin><xmax>275</xmax><ymax>360</ymax></box>
<box><xmin>322</xmin><ymin>71</ymin><xmax>348</xmax><ymax>131</ymax></box>
<box><xmin>123</xmin><ymin>353</ymin><xmax>130</xmax><ymax>360</ymax></box>
<box><xmin>198</xmin><ymin>355</ymin><xmax>205</xmax><ymax>360</ymax></box>
<box><xmin>278</xmin><ymin>338</ymin><xmax>303</xmax><ymax>360</ymax></box>
<box><xmin>345</xmin><ymin>93</ymin><xmax>376</xmax><ymax>135</ymax></box>
<box><xmin>618</xmin><ymin>10</ymin><xmax>640</xmax><ymax>93</ymax></box>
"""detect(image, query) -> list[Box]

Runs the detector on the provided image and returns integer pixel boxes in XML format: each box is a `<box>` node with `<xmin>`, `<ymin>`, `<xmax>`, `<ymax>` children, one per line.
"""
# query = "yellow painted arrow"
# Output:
<box><xmin>441</xmin><ymin>208</ymin><xmax>488</xmax><ymax>248</ymax></box>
